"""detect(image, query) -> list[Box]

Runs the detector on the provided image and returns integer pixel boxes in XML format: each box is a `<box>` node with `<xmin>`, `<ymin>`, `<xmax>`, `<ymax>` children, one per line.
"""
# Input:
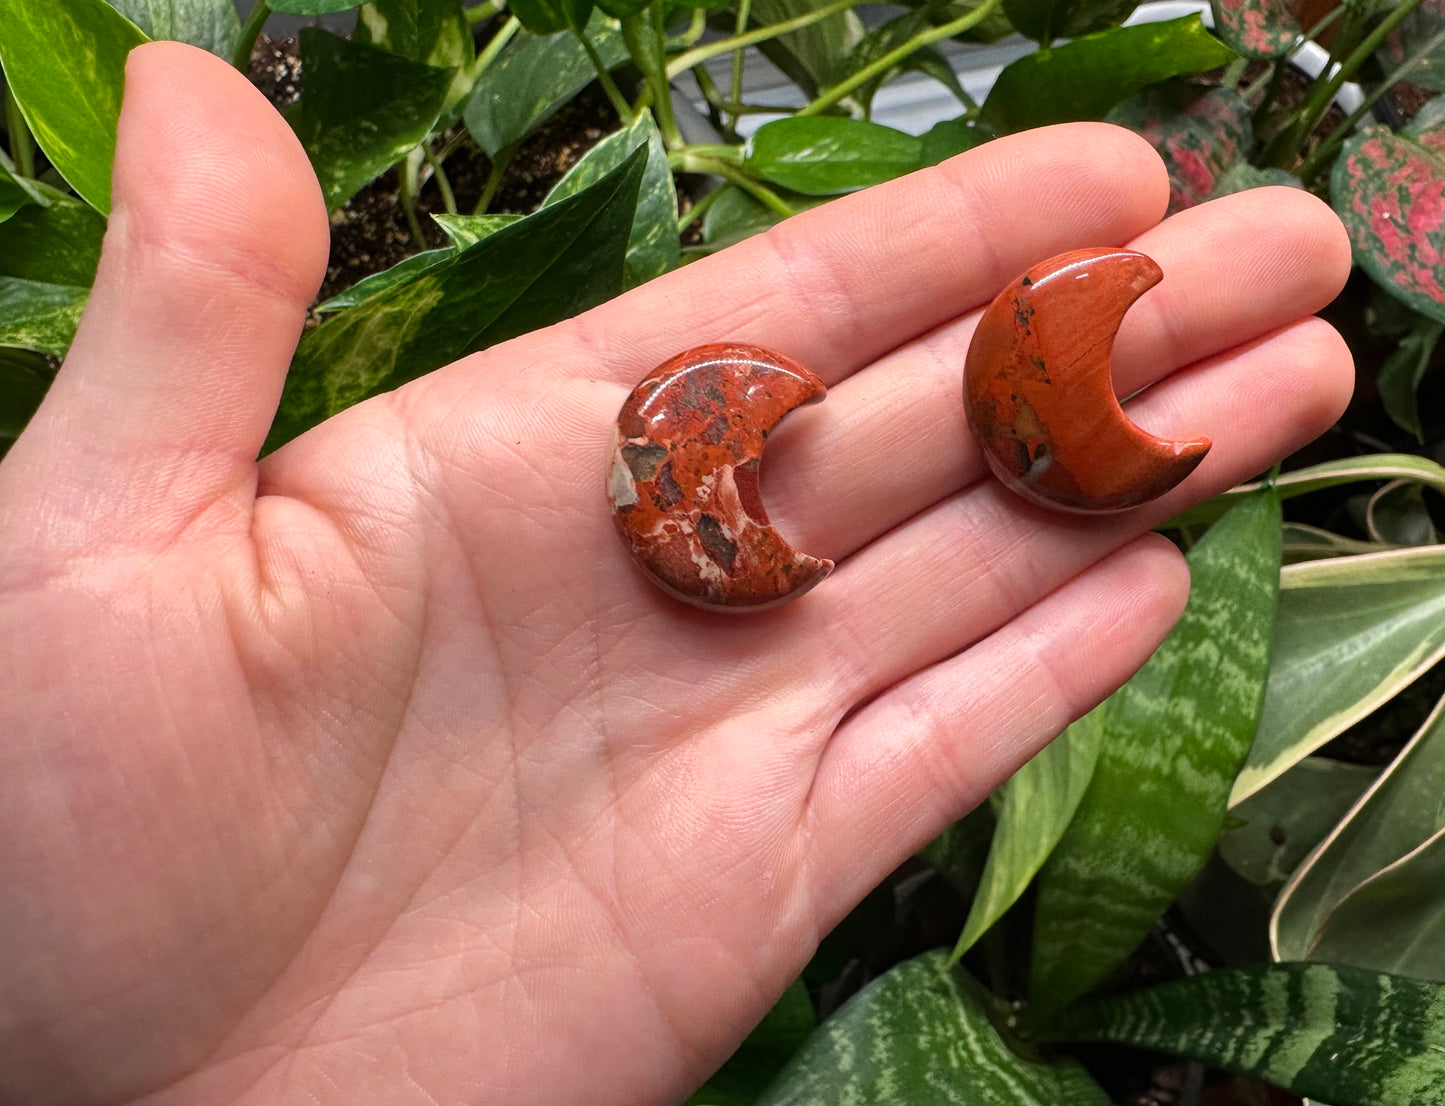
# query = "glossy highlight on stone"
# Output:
<box><xmin>608</xmin><ymin>344</ymin><xmax>833</xmax><ymax>611</ymax></box>
<box><xmin>964</xmin><ymin>247</ymin><xmax>1212</xmax><ymax>514</ymax></box>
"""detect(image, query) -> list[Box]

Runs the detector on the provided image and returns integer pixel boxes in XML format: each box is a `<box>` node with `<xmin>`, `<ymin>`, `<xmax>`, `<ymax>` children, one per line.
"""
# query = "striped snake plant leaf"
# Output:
<box><xmin>756</xmin><ymin>950</ymin><xmax>1110</xmax><ymax>1106</ymax></box>
<box><xmin>1040</xmin><ymin>961</ymin><xmax>1445</xmax><ymax>1106</ymax></box>
<box><xmin>1030</xmin><ymin>487</ymin><xmax>1282</xmax><ymax>1017</ymax></box>
<box><xmin>949</xmin><ymin>704</ymin><xmax>1105</xmax><ymax>961</ymax></box>
<box><xmin>1231</xmin><ymin>545</ymin><xmax>1445</xmax><ymax>805</ymax></box>
<box><xmin>1272</xmin><ymin>693</ymin><xmax>1445</xmax><ymax>977</ymax></box>
<box><xmin>0</xmin><ymin>0</ymin><xmax>148</xmax><ymax>214</ymax></box>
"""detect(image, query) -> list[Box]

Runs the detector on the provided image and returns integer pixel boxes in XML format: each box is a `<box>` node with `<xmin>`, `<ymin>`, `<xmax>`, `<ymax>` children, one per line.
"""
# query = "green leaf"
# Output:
<box><xmin>0</xmin><ymin>347</ymin><xmax>55</xmax><ymax>446</ymax></box>
<box><xmin>1210</xmin><ymin>162</ymin><xmax>1304</xmax><ymax>198</ymax></box>
<box><xmin>1165</xmin><ymin>453</ymin><xmax>1445</xmax><ymax>530</ymax></box>
<box><xmin>544</xmin><ymin>114</ymin><xmax>678</xmax><ymax>287</ymax></box>
<box><xmin>267</xmin><ymin>0</ymin><xmax>365</xmax><ymax>12</ymax></box>
<box><xmin>103</xmin><ymin>0</ymin><xmax>240</xmax><ymax>56</ymax></box>
<box><xmin>291</xmin><ymin>28</ymin><xmax>456</xmax><ymax>211</ymax></box>
<box><xmin>1273</xmin><ymin>695</ymin><xmax>1445</xmax><ymax>976</ymax></box>
<box><xmin>697</xmin><ymin>185</ymin><xmax>829</xmax><ymax>252</ymax></box>
<box><xmin>265</xmin><ymin>147</ymin><xmax>645</xmax><ymax>450</ymax></box>
<box><xmin>746</xmin><ymin>117</ymin><xmax>927</xmax><ymax>196</ymax></box>
<box><xmin>1367</xmin><ymin>479</ymin><xmax>1442</xmax><ymax>546</ymax></box>
<box><xmin>430</xmin><ymin>213</ymin><xmax>523</xmax><ymax>249</ymax></box>
<box><xmin>919</xmin><ymin>117</ymin><xmax>990</xmax><ymax>165</ymax></box>
<box><xmin>1106</xmin><ymin>85</ymin><xmax>1252</xmax><ymax>214</ymax></box>
<box><xmin>1231</xmin><ymin>546</ymin><xmax>1445</xmax><ymax>804</ymax></box>
<box><xmin>951</xmin><ymin>705</ymin><xmax>1104</xmax><ymax>960</ymax></box>
<box><xmin>1210</xmin><ymin>0</ymin><xmax>1301</xmax><ymax>58</ymax></box>
<box><xmin>464</xmin><ymin>12</ymin><xmax>627</xmax><ymax>159</ymax></box>
<box><xmin>758</xmin><ymin>951</ymin><xmax>1111</xmax><ymax>1106</ymax></box>
<box><xmin>1331</xmin><ymin>124</ymin><xmax>1445</xmax><ymax>323</ymax></box>
<box><xmin>1309</xmin><ymin>829</ymin><xmax>1445</xmax><ymax>982</ymax></box>
<box><xmin>1377</xmin><ymin>316</ymin><xmax>1442</xmax><ymax>441</ymax></box>
<box><xmin>922</xmin><ymin>801</ymin><xmax>997</xmax><ymax>902</ymax></box>
<box><xmin>0</xmin><ymin>164</ymin><xmax>45</xmax><ymax>224</ymax></box>
<box><xmin>355</xmin><ymin>0</ymin><xmax>477</xmax><ymax>114</ymax></box>
<box><xmin>750</xmin><ymin>0</ymin><xmax>865</xmax><ymax>97</ymax></box>
<box><xmin>0</xmin><ymin>277</ymin><xmax>89</xmax><ymax>355</ymax></box>
<box><xmin>0</xmin><ymin>186</ymin><xmax>106</xmax><ymax>287</ymax></box>
<box><xmin>312</xmin><ymin>247</ymin><xmax>457</xmax><ymax>314</ymax></box>
<box><xmin>1042</xmin><ymin>962</ymin><xmax>1445</xmax><ymax>1106</ymax></box>
<box><xmin>1002</xmin><ymin>0</ymin><xmax>1136</xmax><ymax>44</ymax></box>
<box><xmin>1378</xmin><ymin>0</ymin><xmax>1445</xmax><ymax>93</ymax></box>
<box><xmin>0</xmin><ymin>0</ymin><xmax>148</xmax><ymax>213</ymax></box>
<box><xmin>508</xmin><ymin>0</ymin><xmax>593</xmax><ymax>33</ymax></box>
<box><xmin>685</xmin><ymin>981</ymin><xmax>816</xmax><ymax>1106</ymax></box>
<box><xmin>1217</xmin><ymin>756</ymin><xmax>1380</xmax><ymax>888</ymax></box>
<box><xmin>978</xmin><ymin>16</ymin><xmax>1237</xmax><ymax>134</ymax></box>
<box><xmin>1280</xmin><ymin>522</ymin><xmax>1389</xmax><ymax>564</ymax></box>
<box><xmin>1031</xmin><ymin>489</ymin><xmax>1282</xmax><ymax>1016</ymax></box>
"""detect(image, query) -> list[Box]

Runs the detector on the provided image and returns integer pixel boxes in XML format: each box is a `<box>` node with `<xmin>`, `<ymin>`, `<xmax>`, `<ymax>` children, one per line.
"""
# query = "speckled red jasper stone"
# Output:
<box><xmin>964</xmin><ymin>247</ymin><xmax>1211</xmax><ymax>514</ymax></box>
<box><xmin>608</xmin><ymin>344</ymin><xmax>833</xmax><ymax>611</ymax></box>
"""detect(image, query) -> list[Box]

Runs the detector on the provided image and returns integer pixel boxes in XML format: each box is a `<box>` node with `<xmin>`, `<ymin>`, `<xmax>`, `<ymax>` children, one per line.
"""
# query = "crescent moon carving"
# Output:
<box><xmin>964</xmin><ymin>248</ymin><xmax>1212</xmax><ymax>514</ymax></box>
<box><xmin>608</xmin><ymin>343</ymin><xmax>834</xmax><ymax>611</ymax></box>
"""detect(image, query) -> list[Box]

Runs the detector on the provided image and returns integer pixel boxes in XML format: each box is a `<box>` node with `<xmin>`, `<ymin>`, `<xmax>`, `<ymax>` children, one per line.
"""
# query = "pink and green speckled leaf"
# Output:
<box><xmin>1210</xmin><ymin>0</ymin><xmax>1301</xmax><ymax>58</ymax></box>
<box><xmin>1332</xmin><ymin>106</ymin><xmax>1445</xmax><ymax>324</ymax></box>
<box><xmin>1106</xmin><ymin>85</ymin><xmax>1252</xmax><ymax>214</ymax></box>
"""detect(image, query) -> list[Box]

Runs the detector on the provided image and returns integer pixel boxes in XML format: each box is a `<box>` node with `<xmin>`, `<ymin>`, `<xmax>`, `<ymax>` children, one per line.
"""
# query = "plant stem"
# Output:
<box><xmin>677</xmin><ymin>184</ymin><xmax>727</xmax><ymax>232</ymax></box>
<box><xmin>667</xmin><ymin>7</ymin><xmax>708</xmax><ymax>49</ymax></box>
<box><xmin>797</xmin><ymin>0</ymin><xmax>1002</xmax><ymax>117</ymax></box>
<box><xmin>474</xmin><ymin>147</ymin><xmax>513</xmax><ymax>213</ymax></box>
<box><xmin>423</xmin><ymin>141</ymin><xmax>459</xmax><ymax>215</ymax></box>
<box><xmin>465</xmin><ymin>0</ymin><xmax>506</xmax><ymax>23</ymax></box>
<box><xmin>574</xmin><ymin>27</ymin><xmax>636</xmax><ymax>122</ymax></box>
<box><xmin>1296</xmin><ymin>24</ymin><xmax>1445</xmax><ymax>185</ymax></box>
<box><xmin>665</xmin><ymin>0</ymin><xmax>856</xmax><ymax>80</ymax></box>
<box><xmin>471</xmin><ymin>15</ymin><xmax>521</xmax><ymax>83</ymax></box>
<box><xmin>680</xmin><ymin>143</ymin><xmax>745</xmax><ymax>165</ymax></box>
<box><xmin>398</xmin><ymin>147</ymin><xmax>429</xmax><ymax>246</ymax></box>
<box><xmin>671</xmin><ymin>150</ymin><xmax>796</xmax><ymax>217</ymax></box>
<box><xmin>728</xmin><ymin>0</ymin><xmax>752</xmax><ymax>132</ymax></box>
<box><xmin>621</xmin><ymin>7</ymin><xmax>679</xmax><ymax>145</ymax></box>
<box><xmin>232</xmin><ymin>0</ymin><xmax>270</xmax><ymax>72</ymax></box>
<box><xmin>4</xmin><ymin>82</ymin><xmax>35</xmax><ymax>180</ymax></box>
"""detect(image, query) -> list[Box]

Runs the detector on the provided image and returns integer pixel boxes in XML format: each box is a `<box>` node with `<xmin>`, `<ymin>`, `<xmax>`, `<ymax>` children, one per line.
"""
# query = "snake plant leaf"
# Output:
<box><xmin>1031</xmin><ymin>489</ymin><xmax>1282</xmax><ymax>1017</ymax></box>
<box><xmin>1308</xmin><ymin>829</ymin><xmax>1445</xmax><ymax>982</ymax></box>
<box><xmin>1331</xmin><ymin>113</ymin><xmax>1445</xmax><ymax>323</ymax></box>
<box><xmin>0</xmin><ymin>277</ymin><xmax>89</xmax><ymax>356</ymax></box>
<box><xmin>685</xmin><ymin>981</ymin><xmax>816</xmax><ymax>1106</ymax></box>
<box><xmin>1279</xmin><ymin>523</ymin><xmax>1388</xmax><ymax>564</ymax></box>
<box><xmin>1273</xmin><ymin>695</ymin><xmax>1445</xmax><ymax>972</ymax></box>
<box><xmin>0</xmin><ymin>0</ymin><xmax>148</xmax><ymax>214</ymax></box>
<box><xmin>746</xmin><ymin>118</ymin><xmax>927</xmax><ymax>196</ymax></box>
<box><xmin>950</xmin><ymin>705</ymin><xmax>1104</xmax><ymax>960</ymax></box>
<box><xmin>355</xmin><ymin>0</ymin><xmax>476</xmax><ymax>115</ymax></box>
<box><xmin>1377</xmin><ymin>314</ymin><xmax>1443</xmax><ymax>442</ymax></box>
<box><xmin>103</xmin><ymin>0</ymin><xmax>240</xmax><ymax>56</ymax></box>
<box><xmin>267</xmin><ymin>0</ymin><xmax>365</xmax><ymax>13</ymax></box>
<box><xmin>757</xmin><ymin>951</ymin><xmax>1110</xmax><ymax>1106</ymax></box>
<box><xmin>464</xmin><ymin>12</ymin><xmax>627</xmax><ymax>159</ymax></box>
<box><xmin>1209</xmin><ymin>0</ymin><xmax>1301</xmax><ymax>57</ymax></box>
<box><xmin>291</xmin><ymin>28</ymin><xmax>455</xmax><ymax>211</ymax></box>
<box><xmin>265</xmin><ymin>147</ymin><xmax>645</xmax><ymax>450</ymax></box>
<box><xmin>1231</xmin><ymin>546</ymin><xmax>1445</xmax><ymax>805</ymax></box>
<box><xmin>749</xmin><ymin>0</ymin><xmax>865</xmax><ymax>98</ymax></box>
<box><xmin>1041</xmin><ymin>962</ymin><xmax>1445</xmax><ymax>1106</ymax></box>
<box><xmin>1106</xmin><ymin>85</ymin><xmax>1252</xmax><ymax>214</ymax></box>
<box><xmin>1217</xmin><ymin>756</ymin><xmax>1380</xmax><ymax>888</ymax></box>
<box><xmin>921</xmin><ymin>800</ymin><xmax>997</xmax><ymax>903</ymax></box>
<box><xmin>1367</xmin><ymin>479</ymin><xmax>1442</xmax><ymax>546</ymax></box>
<box><xmin>544</xmin><ymin>113</ymin><xmax>678</xmax><ymax>287</ymax></box>
<box><xmin>430</xmin><ymin>213</ymin><xmax>523</xmax><ymax>249</ymax></box>
<box><xmin>978</xmin><ymin>16</ymin><xmax>1236</xmax><ymax>133</ymax></box>
<box><xmin>1002</xmin><ymin>0</ymin><xmax>1136</xmax><ymax>44</ymax></box>
<box><xmin>0</xmin><ymin>348</ymin><xmax>55</xmax><ymax>449</ymax></box>
<box><xmin>1165</xmin><ymin>453</ymin><xmax>1445</xmax><ymax>529</ymax></box>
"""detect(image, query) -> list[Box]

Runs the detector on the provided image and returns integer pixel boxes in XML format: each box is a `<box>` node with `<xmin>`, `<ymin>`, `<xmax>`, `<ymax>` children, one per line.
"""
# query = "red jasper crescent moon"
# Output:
<box><xmin>608</xmin><ymin>344</ymin><xmax>833</xmax><ymax>611</ymax></box>
<box><xmin>964</xmin><ymin>248</ymin><xmax>1212</xmax><ymax>514</ymax></box>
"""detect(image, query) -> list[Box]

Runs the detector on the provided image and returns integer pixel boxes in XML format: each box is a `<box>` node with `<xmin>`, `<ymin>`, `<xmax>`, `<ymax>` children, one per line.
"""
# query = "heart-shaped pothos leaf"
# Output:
<box><xmin>1106</xmin><ymin>85</ymin><xmax>1251</xmax><ymax>214</ymax></box>
<box><xmin>1332</xmin><ymin>102</ymin><xmax>1445</xmax><ymax>323</ymax></box>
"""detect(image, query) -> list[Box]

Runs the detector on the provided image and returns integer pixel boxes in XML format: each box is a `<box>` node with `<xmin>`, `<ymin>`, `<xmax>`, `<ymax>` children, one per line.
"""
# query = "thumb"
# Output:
<box><xmin>1</xmin><ymin>40</ymin><xmax>327</xmax><ymax>554</ymax></box>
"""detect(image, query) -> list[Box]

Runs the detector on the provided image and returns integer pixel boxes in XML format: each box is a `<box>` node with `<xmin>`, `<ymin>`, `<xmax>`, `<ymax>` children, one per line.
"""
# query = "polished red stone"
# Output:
<box><xmin>964</xmin><ymin>248</ymin><xmax>1212</xmax><ymax>514</ymax></box>
<box><xmin>608</xmin><ymin>344</ymin><xmax>833</xmax><ymax>611</ymax></box>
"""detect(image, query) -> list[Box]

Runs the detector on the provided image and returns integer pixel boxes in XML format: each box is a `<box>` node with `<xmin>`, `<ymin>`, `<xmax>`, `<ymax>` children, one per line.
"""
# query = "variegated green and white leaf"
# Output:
<box><xmin>950</xmin><ymin>705</ymin><xmax>1104</xmax><ymax>960</ymax></box>
<box><xmin>1280</xmin><ymin>523</ymin><xmax>1389</xmax><ymax>564</ymax></box>
<box><xmin>1031</xmin><ymin>489</ymin><xmax>1282</xmax><ymax>1016</ymax></box>
<box><xmin>1367</xmin><ymin>479</ymin><xmax>1442</xmax><ymax>546</ymax></box>
<box><xmin>1273</xmin><ymin>694</ymin><xmax>1445</xmax><ymax>976</ymax></box>
<box><xmin>757</xmin><ymin>951</ymin><xmax>1110</xmax><ymax>1106</ymax></box>
<box><xmin>1232</xmin><ymin>546</ymin><xmax>1445</xmax><ymax>804</ymax></box>
<box><xmin>431</xmin><ymin>213</ymin><xmax>523</xmax><ymax>249</ymax></box>
<box><xmin>0</xmin><ymin>277</ymin><xmax>89</xmax><ymax>355</ymax></box>
<box><xmin>1041</xmin><ymin>962</ymin><xmax>1445</xmax><ymax>1106</ymax></box>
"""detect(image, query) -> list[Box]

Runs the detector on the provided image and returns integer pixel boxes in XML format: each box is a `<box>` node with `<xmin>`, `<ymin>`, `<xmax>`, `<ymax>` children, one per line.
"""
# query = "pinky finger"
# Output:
<box><xmin>804</xmin><ymin>533</ymin><xmax>1190</xmax><ymax>919</ymax></box>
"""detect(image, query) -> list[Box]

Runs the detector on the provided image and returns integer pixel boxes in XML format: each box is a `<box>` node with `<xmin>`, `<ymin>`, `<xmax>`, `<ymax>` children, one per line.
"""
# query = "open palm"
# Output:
<box><xmin>0</xmin><ymin>42</ymin><xmax>1352</xmax><ymax>1105</ymax></box>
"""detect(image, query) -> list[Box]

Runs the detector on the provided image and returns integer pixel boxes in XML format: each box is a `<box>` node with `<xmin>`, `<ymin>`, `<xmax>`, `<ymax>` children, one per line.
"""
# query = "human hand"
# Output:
<box><xmin>0</xmin><ymin>41</ymin><xmax>1352</xmax><ymax>1105</ymax></box>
